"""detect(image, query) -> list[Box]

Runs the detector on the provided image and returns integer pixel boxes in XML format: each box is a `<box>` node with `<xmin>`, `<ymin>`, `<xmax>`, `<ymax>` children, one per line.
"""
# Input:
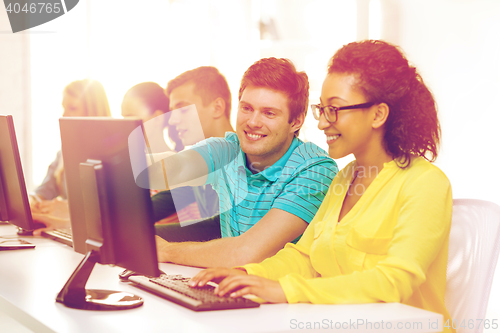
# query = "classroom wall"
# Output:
<box><xmin>394</xmin><ymin>0</ymin><xmax>500</xmax><ymax>208</ymax></box>
<box><xmin>390</xmin><ymin>0</ymin><xmax>500</xmax><ymax>321</ymax></box>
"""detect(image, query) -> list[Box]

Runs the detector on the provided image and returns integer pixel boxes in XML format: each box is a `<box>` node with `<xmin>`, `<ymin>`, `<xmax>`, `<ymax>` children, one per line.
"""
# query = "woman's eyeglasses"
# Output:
<box><xmin>310</xmin><ymin>102</ymin><xmax>374</xmax><ymax>123</ymax></box>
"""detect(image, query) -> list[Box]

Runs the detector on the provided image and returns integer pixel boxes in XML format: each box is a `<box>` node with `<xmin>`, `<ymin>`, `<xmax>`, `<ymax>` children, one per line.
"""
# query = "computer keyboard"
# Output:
<box><xmin>40</xmin><ymin>228</ymin><xmax>73</xmax><ymax>247</ymax></box>
<box><xmin>128</xmin><ymin>274</ymin><xmax>261</xmax><ymax>311</ymax></box>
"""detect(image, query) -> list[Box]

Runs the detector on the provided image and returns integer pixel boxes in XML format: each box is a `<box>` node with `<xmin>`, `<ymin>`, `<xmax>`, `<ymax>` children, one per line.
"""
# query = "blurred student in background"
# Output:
<box><xmin>33</xmin><ymin>79</ymin><xmax>111</xmax><ymax>201</ymax></box>
<box><xmin>31</xmin><ymin>77</ymin><xmax>226</xmax><ymax>232</ymax></box>
<box><xmin>152</xmin><ymin>66</ymin><xmax>234</xmax><ymax>240</ymax></box>
<box><xmin>121</xmin><ymin>81</ymin><xmax>183</xmax><ymax>154</ymax></box>
<box><xmin>121</xmin><ymin>81</ymin><xmax>203</xmax><ymax>224</ymax></box>
<box><xmin>30</xmin><ymin>79</ymin><xmax>110</xmax><ymax>233</ymax></box>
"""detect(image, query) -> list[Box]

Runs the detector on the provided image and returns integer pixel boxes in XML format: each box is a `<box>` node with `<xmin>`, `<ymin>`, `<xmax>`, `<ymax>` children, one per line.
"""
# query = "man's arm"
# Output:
<box><xmin>147</xmin><ymin>150</ymin><xmax>209</xmax><ymax>190</ymax></box>
<box><xmin>156</xmin><ymin>208</ymin><xmax>307</xmax><ymax>268</ymax></box>
<box><xmin>151</xmin><ymin>187</ymin><xmax>197</xmax><ymax>222</ymax></box>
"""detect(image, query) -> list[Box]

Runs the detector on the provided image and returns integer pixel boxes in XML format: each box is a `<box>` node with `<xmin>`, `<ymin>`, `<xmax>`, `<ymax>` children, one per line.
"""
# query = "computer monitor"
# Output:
<box><xmin>0</xmin><ymin>115</ymin><xmax>39</xmax><ymax>248</ymax></box>
<box><xmin>57</xmin><ymin>117</ymin><xmax>161</xmax><ymax>310</ymax></box>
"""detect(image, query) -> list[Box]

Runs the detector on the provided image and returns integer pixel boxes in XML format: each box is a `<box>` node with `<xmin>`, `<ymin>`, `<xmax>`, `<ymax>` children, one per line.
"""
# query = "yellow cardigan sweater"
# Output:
<box><xmin>243</xmin><ymin>157</ymin><xmax>453</xmax><ymax>330</ymax></box>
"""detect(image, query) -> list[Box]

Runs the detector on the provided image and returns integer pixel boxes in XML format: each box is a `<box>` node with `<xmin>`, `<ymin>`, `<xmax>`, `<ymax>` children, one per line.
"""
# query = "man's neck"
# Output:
<box><xmin>211</xmin><ymin>118</ymin><xmax>234</xmax><ymax>138</ymax></box>
<box><xmin>245</xmin><ymin>135</ymin><xmax>295</xmax><ymax>173</ymax></box>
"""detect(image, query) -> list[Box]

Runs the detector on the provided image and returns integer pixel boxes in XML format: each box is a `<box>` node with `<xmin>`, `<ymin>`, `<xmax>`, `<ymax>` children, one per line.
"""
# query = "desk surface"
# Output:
<box><xmin>0</xmin><ymin>224</ymin><xmax>442</xmax><ymax>333</ymax></box>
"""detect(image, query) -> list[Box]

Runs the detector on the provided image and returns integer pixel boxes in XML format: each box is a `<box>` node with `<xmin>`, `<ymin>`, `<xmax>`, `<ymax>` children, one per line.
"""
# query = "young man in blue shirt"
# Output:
<box><xmin>151</xmin><ymin>66</ymin><xmax>233</xmax><ymax>230</ymax></box>
<box><xmin>152</xmin><ymin>58</ymin><xmax>338</xmax><ymax>268</ymax></box>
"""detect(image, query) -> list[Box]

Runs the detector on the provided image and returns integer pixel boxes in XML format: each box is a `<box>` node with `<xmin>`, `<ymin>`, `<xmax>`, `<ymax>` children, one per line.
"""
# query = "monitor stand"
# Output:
<box><xmin>56</xmin><ymin>250</ymin><xmax>144</xmax><ymax>310</ymax></box>
<box><xmin>57</xmin><ymin>160</ymin><xmax>144</xmax><ymax>310</ymax></box>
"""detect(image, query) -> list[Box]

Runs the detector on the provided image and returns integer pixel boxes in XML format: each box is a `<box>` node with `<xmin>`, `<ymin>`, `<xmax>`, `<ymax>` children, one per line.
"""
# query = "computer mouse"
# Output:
<box><xmin>119</xmin><ymin>269</ymin><xmax>140</xmax><ymax>281</ymax></box>
<box><xmin>119</xmin><ymin>269</ymin><xmax>165</xmax><ymax>281</ymax></box>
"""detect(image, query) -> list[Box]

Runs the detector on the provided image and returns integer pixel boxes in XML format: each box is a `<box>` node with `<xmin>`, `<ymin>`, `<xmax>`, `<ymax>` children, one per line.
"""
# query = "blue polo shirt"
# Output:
<box><xmin>190</xmin><ymin>132</ymin><xmax>337</xmax><ymax>238</ymax></box>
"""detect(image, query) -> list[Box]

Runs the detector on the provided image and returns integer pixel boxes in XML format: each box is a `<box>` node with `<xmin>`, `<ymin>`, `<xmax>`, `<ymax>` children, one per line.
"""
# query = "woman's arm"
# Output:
<box><xmin>276</xmin><ymin>168</ymin><xmax>453</xmax><ymax>304</ymax></box>
<box><xmin>188</xmin><ymin>198</ymin><xmax>328</xmax><ymax>286</ymax></box>
<box><xmin>214</xmin><ymin>166</ymin><xmax>452</xmax><ymax>304</ymax></box>
<box><xmin>34</xmin><ymin>151</ymin><xmax>63</xmax><ymax>200</ymax></box>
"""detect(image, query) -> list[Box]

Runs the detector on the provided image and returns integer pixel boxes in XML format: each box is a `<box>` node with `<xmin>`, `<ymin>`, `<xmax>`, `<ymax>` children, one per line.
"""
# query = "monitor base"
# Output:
<box><xmin>59</xmin><ymin>289</ymin><xmax>143</xmax><ymax>310</ymax></box>
<box><xmin>56</xmin><ymin>250</ymin><xmax>143</xmax><ymax>310</ymax></box>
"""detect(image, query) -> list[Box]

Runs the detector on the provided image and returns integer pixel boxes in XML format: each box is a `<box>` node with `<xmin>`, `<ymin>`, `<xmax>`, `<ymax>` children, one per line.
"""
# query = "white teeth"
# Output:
<box><xmin>247</xmin><ymin>133</ymin><xmax>264</xmax><ymax>139</ymax></box>
<box><xmin>327</xmin><ymin>135</ymin><xmax>340</xmax><ymax>141</ymax></box>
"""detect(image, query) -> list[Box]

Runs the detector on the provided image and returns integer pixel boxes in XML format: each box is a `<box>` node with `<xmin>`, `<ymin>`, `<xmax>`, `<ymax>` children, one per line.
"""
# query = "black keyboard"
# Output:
<box><xmin>128</xmin><ymin>274</ymin><xmax>261</xmax><ymax>311</ymax></box>
<box><xmin>40</xmin><ymin>228</ymin><xmax>73</xmax><ymax>247</ymax></box>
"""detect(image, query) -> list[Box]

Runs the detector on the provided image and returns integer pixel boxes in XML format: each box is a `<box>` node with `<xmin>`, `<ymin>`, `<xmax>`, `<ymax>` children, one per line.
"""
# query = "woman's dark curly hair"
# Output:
<box><xmin>327</xmin><ymin>40</ymin><xmax>440</xmax><ymax>168</ymax></box>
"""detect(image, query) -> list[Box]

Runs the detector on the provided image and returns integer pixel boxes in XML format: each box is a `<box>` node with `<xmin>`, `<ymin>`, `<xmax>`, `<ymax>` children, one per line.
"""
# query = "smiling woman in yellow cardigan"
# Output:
<box><xmin>244</xmin><ymin>158</ymin><xmax>452</xmax><ymax>310</ymax></box>
<box><xmin>190</xmin><ymin>40</ymin><xmax>453</xmax><ymax>331</ymax></box>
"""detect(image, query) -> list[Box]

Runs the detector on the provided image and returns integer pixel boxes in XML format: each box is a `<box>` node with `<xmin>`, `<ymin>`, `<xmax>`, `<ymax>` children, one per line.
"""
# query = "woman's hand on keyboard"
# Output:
<box><xmin>190</xmin><ymin>267</ymin><xmax>287</xmax><ymax>303</ymax></box>
<box><xmin>189</xmin><ymin>267</ymin><xmax>247</xmax><ymax>287</ymax></box>
<box><xmin>216</xmin><ymin>274</ymin><xmax>287</xmax><ymax>303</ymax></box>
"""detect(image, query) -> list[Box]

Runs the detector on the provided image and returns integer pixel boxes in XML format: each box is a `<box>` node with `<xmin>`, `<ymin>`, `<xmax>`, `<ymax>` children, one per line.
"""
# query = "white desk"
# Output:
<box><xmin>0</xmin><ymin>224</ymin><xmax>442</xmax><ymax>333</ymax></box>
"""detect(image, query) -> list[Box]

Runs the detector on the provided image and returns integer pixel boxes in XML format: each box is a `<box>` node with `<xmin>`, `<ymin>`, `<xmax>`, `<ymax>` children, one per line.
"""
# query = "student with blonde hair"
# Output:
<box><xmin>33</xmin><ymin>79</ymin><xmax>111</xmax><ymax>201</ymax></box>
<box><xmin>30</xmin><ymin>79</ymin><xmax>110</xmax><ymax>232</ymax></box>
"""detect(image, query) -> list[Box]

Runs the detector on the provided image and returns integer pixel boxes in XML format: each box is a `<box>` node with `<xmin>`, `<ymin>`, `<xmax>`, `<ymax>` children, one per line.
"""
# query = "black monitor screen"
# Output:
<box><xmin>0</xmin><ymin>115</ymin><xmax>35</xmax><ymax>231</ymax></box>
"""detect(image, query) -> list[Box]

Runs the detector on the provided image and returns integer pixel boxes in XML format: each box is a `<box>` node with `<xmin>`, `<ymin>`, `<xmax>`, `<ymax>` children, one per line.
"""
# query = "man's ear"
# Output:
<box><xmin>372</xmin><ymin>103</ymin><xmax>389</xmax><ymax>129</ymax></box>
<box><xmin>211</xmin><ymin>97</ymin><xmax>226</xmax><ymax>119</ymax></box>
<box><xmin>290</xmin><ymin>110</ymin><xmax>306</xmax><ymax>134</ymax></box>
<box><xmin>145</xmin><ymin>109</ymin><xmax>165</xmax><ymax>122</ymax></box>
<box><xmin>152</xmin><ymin>110</ymin><xmax>164</xmax><ymax>118</ymax></box>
